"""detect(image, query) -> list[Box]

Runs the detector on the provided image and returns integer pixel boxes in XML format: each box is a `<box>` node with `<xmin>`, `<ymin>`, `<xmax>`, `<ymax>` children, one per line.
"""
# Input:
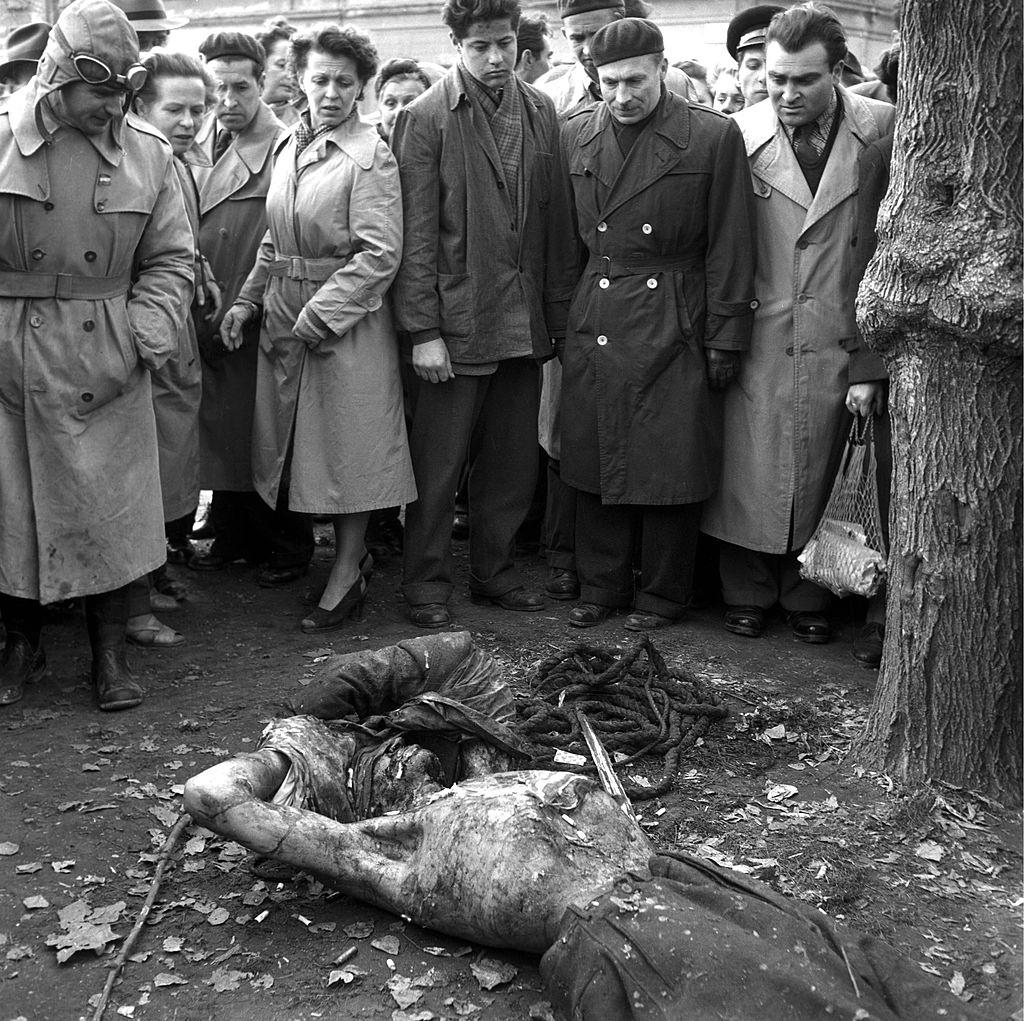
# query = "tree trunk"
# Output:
<box><xmin>850</xmin><ymin>0</ymin><xmax>1023</xmax><ymax>798</ymax></box>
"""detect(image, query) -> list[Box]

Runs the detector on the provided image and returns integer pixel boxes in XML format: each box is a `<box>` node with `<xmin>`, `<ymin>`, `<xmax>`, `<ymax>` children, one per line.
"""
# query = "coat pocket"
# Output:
<box><xmin>71</xmin><ymin>311</ymin><xmax>141</xmax><ymax>418</ymax></box>
<box><xmin>437</xmin><ymin>272</ymin><xmax>473</xmax><ymax>340</ymax></box>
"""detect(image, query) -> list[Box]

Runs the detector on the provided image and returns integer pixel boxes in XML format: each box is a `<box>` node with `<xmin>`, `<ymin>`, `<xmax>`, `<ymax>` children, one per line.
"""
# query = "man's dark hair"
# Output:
<box><xmin>137</xmin><ymin>49</ymin><xmax>213</xmax><ymax>106</ymax></box>
<box><xmin>290</xmin><ymin>24</ymin><xmax>379</xmax><ymax>84</ymax></box>
<box><xmin>516</xmin><ymin>11</ymin><xmax>548</xmax><ymax>61</ymax></box>
<box><xmin>765</xmin><ymin>2</ymin><xmax>847</xmax><ymax>69</ymax></box>
<box><xmin>255</xmin><ymin>16</ymin><xmax>297</xmax><ymax>57</ymax></box>
<box><xmin>375</xmin><ymin>57</ymin><xmax>432</xmax><ymax>97</ymax></box>
<box><xmin>442</xmin><ymin>0</ymin><xmax>522</xmax><ymax>41</ymax></box>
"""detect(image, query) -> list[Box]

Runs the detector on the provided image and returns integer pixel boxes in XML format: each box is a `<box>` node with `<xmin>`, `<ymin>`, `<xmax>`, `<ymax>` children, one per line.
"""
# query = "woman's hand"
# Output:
<box><xmin>413</xmin><ymin>337</ymin><xmax>454</xmax><ymax>384</ymax></box>
<box><xmin>220</xmin><ymin>301</ymin><xmax>257</xmax><ymax>351</ymax></box>
<box><xmin>845</xmin><ymin>382</ymin><xmax>886</xmax><ymax>417</ymax></box>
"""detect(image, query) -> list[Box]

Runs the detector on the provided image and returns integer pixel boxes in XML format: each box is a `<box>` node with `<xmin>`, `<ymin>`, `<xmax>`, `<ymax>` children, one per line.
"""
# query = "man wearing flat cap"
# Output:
<box><xmin>189</xmin><ymin>32</ymin><xmax>313</xmax><ymax>586</ymax></box>
<box><xmin>557</xmin><ymin>18</ymin><xmax>757</xmax><ymax>631</ymax></box>
<box><xmin>538</xmin><ymin>0</ymin><xmax>696</xmax><ymax>117</ymax></box>
<box><xmin>726</xmin><ymin>3</ymin><xmax>785</xmax><ymax>109</ymax></box>
<box><xmin>0</xmin><ymin>22</ymin><xmax>50</xmax><ymax>97</ymax></box>
<box><xmin>0</xmin><ymin>0</ymin><xmax>194</xmax><ymax>710</ymax></box>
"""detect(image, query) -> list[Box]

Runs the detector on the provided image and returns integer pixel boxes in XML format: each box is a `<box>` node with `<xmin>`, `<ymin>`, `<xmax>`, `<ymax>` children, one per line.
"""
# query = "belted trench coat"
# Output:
<box><xmin>237</xmin><ymin>117</ymin><xmax>416</xmax><ymax>514</ymax></box>
<box><xmin>701</xmin><ymin>90</ymin><xmax>895</xmax><ymax>552</ymax></box>
<box><xmin>190</xmin><ymin>102</ymin><xmax>283</xmax><ymax>491</ymax></box>
<box><xmin>559</xmin><ymin>92</ymin><xmax>757</xmax><ymax>505</ymax></box>
<box><xmin>0</xmin><ymin>85</ymin><xmax>193</xmax><ymax>602</ymax></box>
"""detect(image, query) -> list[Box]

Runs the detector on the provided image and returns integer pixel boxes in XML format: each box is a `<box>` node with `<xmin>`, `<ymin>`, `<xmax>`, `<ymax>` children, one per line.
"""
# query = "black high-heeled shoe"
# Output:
<box><xmin>300</xmin><ymin>575</ymin><xmax>367</xmax><ymax>634</ymax></box>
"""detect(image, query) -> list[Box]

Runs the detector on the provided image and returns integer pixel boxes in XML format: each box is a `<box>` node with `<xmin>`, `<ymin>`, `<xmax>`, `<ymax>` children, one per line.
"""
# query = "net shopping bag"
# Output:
<box><xmin>799</xmin><ymin>418</ymin><xmax>887</xmax><ymax>597</ymax></box>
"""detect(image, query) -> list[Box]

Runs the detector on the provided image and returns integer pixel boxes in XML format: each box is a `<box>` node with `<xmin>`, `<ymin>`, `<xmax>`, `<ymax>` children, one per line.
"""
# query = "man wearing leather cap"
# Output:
<box><xmin>0</xmin><ymin>22</ymin><xmax>50</xmax><ymax>97</ymax></box>
<box><xmin>0</xmin><ymin>0</ymin><xmax>194</xmax><ymax>710</ymax></box>
<box><xmin>726</xmin><ymin>3</ymin><xmax>785</xmax><ymax>109</ymax></box>
<box><xmin>558</xmin><ymin>18</ymin><xmax>757</xmax><ymax>631</ymax></box>
<box><xmin>188</xmin><ymin>32</ymin><xmax>313</xmax><ymax>587</ymax></box>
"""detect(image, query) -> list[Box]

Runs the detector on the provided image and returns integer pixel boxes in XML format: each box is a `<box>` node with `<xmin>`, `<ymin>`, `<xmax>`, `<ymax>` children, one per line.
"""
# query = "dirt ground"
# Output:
<box><xmin>1</xmin><ymin>529</ymin><xmax>1021</xmax><ymax>1021</ymax></box>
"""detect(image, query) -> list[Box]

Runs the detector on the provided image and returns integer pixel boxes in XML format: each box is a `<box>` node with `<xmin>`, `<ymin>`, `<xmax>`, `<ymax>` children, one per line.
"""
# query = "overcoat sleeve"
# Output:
<box><xmin>129</xmin><ymin>157</ymin><xmax>195</xmax><ymax>370</ymax></box>
<box><xmin>703</xmin><ymin>117</ymin><xmax>757</xmax><ymax>352</ymax></box>
<box><xmin>294</xmin><ymin>144</ymin><xmax>404</xmax><ymax>347</ymax></box>
<box><xmin>237</xmin><ymin>229</ymin><xmax>276</xmax><ymax>308</ymax></box>
<box><xmin>541</xmin><ymin>108</ymin><xmax>579</xmax><ymax>340</ymax></box>
<box><xmin>390</xmin><ymin>105</ymin><xmax>443</xmax><ymax>345</ymax></box>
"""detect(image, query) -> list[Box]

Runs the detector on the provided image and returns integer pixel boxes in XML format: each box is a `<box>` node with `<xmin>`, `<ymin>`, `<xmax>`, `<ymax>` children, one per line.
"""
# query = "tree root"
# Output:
<box><xmin>90</xmin><ymin>812</ymin><xmax>191</xmax><ymax>1021</ymax></box>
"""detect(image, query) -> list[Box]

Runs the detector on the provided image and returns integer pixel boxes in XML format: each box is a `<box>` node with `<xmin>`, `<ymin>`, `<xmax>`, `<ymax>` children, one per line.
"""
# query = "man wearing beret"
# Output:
<box><xmin>189</xmin><ymin>32</ymin><xmax>314</xmax><ymax>586</ymax></box>
<box><xmin>0</xmin><ymin>0</ymin><xmax>193</xmax><ymax>709</ymax></box>
<box><xmin>726</xmin><ymin>4</ymin><xmax>785</xmax><ymax>109</ymax></box>
<box><xmin>558</xmin><ymin>18</ymin><xmax>757</xmax><ymax>630</ymax></box>
<box><xmin>538</xmin><ymin>0</ymin><xmax>696</xmax><ymax>117</ymax></box>
<box><xmin>701</xmin><ymin>3</ymin><xmax>892</xmax><ymax>644</ymax></box>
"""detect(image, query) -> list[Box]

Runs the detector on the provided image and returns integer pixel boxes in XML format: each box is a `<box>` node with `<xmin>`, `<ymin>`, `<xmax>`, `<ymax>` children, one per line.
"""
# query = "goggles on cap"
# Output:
<box><xmin>71</xmin><ymin>52</ymin><xmax>148</xmax><ymax>92</ymax></box>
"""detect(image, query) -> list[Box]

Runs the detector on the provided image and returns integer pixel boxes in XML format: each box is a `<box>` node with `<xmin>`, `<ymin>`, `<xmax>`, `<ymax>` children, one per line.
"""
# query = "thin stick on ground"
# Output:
<box><xmin>90</xmin><ymin>812</ymin><xmax>191</xmax><ymax>1021</ymax></box>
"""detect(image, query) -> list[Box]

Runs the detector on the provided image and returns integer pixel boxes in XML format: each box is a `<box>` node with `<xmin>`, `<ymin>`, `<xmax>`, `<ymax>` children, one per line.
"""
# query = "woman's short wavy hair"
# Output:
<box><xmin>375</xmin><ymin>57</ymin><xmax>432</xmax><ymax>98</ymax></box>
<box><xmin>290</xmin><ymin>25</ymin><xmax>380</xmax><ymax>84</ymax></box>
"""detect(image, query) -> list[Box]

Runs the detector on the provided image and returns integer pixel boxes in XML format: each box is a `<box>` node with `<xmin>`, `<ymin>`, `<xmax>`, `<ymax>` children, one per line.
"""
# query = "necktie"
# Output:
<box><xmin>213</xmin><ymin>128</ymin><xmax>232</xmax><ymax>162</ymax></box>
<box><xmin>792</xmin><ymin>124</ymin><xmax>821</xmax><ymax>169</ymax></box>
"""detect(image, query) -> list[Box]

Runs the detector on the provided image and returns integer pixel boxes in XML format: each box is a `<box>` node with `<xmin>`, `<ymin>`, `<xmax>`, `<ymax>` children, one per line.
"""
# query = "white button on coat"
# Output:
<box><xmin>597</xmin><ymin>335</ymin><xmax>608</xmax><ymax>345</ymax></box>
<box><xmin>641</xmin><ymin>223</ymin><xmax>652</xmax><ymax>234</ymax></box>
<box><xmin>646</xmin><ymin>277</ymin><xmax>657</xmax><ymax>289</ymax></box>
<box><xmin>597</xmin><ymin>221</ymin><xmax>607</xmax><ymax>232</ymax></box>
<box><xmin>599</xmin><ymin>278</ymin><xmax>610</xmax><ymax>289</ymax></box>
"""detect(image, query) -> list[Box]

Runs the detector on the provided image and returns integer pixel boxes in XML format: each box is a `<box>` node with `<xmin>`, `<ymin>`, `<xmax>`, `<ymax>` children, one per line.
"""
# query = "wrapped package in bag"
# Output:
<box><xmin>799</xmin><ymin>419</ymin><xmax>887</xmax><ymax>597</ymax></box>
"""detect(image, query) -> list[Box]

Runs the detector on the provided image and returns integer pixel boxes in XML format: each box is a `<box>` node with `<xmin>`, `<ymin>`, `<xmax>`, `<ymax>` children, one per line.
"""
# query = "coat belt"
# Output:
<box><xmin>0</xmin><ymin>270</ymin><xmax>131</xmax><ymax>300</ymax></box>
<box><xmin>268</xmin><ymin>256</ymin><xmax>348</xmax><ymax>283</ymax></box>
<box><xmin>586</xmin><ymin>253</ymin><xmax>704</xmax><ymax>279</ymax></box>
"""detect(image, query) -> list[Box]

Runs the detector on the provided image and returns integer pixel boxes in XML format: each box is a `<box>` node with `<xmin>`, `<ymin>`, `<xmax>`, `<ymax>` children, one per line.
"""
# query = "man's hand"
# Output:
<box><xmin>201</xmin><ymin>276</ymin><xmax>223</xmax><ymax>322</ymax></box>
<box><xmin>413</xmin><ymin>337</ymin><xmax>454</xmax><ymax>384</ymax></box>
<box><xmin>845</xmin><ymin>382</ymin><xmax>886</xmax><ymax>417</ymax></box>
<box><xmin>706</xmin><ymin>349</ymin><xmax>740</xmax><ymax>390</ymax></box>
<box><xmin>219</xmin><ymin>301</ymin><xmax>255</xmax><ymax>351</ymax></box>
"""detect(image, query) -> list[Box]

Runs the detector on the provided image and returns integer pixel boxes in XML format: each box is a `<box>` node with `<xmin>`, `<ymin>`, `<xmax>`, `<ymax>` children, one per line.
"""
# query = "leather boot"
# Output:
<box><xmin>0</xmin><ymin>595</ymin><xmax>45</xmax><ymax>706</ymax></box>
<box><xmin>85</xmin><ymin>587</ymin><xmax>143</xmax><ymax>711</ymax></box>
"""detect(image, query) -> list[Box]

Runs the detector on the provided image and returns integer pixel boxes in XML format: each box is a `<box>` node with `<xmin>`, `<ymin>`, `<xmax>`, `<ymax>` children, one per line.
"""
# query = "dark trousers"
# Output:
<box><xmin>209</xmin><ymin>490</ymin><xmax>313</xmax><ymax>569</ymax></box>
<box><xmin>545</xmin><ymin>458</ymin><xmax>577</xmax><ymax>573</ymax></box>
<box><xmin>402</xmin><ymin>359</ymin><xmax>540</xmax><ymax>605</ymax></box>
<box><xmin>718</xmin><ymin>543</ymin><xmax>828</xmax><ymax>612</ymax></box>
<box><xmin>575</xmin><ymin>492</ymin><xmax>702</xmax><ymax>617</ymax></box>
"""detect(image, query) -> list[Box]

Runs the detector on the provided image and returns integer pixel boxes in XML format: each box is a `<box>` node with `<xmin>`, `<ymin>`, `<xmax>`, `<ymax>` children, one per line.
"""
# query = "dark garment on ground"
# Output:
<box><xmin>575</xmin><ymin>495</ymin><xmax>701</xmax><ymax>616</ymax></box>
<box><xmin>541</xmin><ymin>850</ymin><xmax>983</xmax><ymax>1021</ymax></box>
<box><xmin>402</xmin><ymin>359</ymin><xmax>541</xmax><ymax>605</ymax></box>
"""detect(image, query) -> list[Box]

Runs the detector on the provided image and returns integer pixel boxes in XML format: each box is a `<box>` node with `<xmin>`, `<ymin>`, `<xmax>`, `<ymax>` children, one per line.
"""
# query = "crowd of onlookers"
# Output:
<box><xmin>0</xmin><ymin>0</ymin><xmax>899</xmax><ymax>712</ymax></box>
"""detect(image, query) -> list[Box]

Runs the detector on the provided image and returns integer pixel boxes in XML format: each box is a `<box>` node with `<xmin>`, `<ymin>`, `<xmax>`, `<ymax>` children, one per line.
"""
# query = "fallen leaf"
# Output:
<box><xmin>251</xmin><ymin>973</ymin><xmax>274</xmax><ymax>990</ymax></box>
<box><xmin>82</xmin><ymin>763</ymin><xmax>101</xmax><ymax>772</ymax></box>
<box><xmin>162</xmin><ymin>937</ymin><xmax>183</xmax><ymax>953</ymax></box>
<box><xmin>205</xmin><ymin>967</ymin><xmax>246</xmax><ymax>992</ymax></box>
<box><xmin>5</xmin><ymin>945</ymin><xmax>33</xmax><ymax>961</ymax></box>
<box><xmin>89</xmin><ymin>902</ymin><xmax>126</xmax><ymax>925</ymax></box>
<box><xmin>344</xmin><ymin>921</ymin><xmax>373</xmax><ymax>939</ymax></box>
<box><xmin>51</xmin><ymin>860</ymin><xmax>76</xmax><ymax>873</ymax></box>
<box><xmin>529</xmin><ymin>1002</ymin><xmax>557</xmax><ymax>1021</ymax></box>
<box><xmin>46</xmin><ymin>921</ymin><xmax>120</xmax><ymax>963</ymax></box>
<box><xmin>949</xmin><ymin>971</ymin><xmax>966</xmax><ymax>996</ymax></box>
<box><xmin>23</xmin><ymin>895</ymin><xmax>50</xmax><ymax>910</ymax></box>
<box><xmin>392</xmin><ymin>1011</ymin><xmax>435</xmax><ymax>1021</ymax></box>
<box><xmin>0</xmin><ymin>842</ymin><xmax>19</xmax><ymax>856</ymax></box>
<box><xmin>116</xmin><ymin>1006</ymin><xmax>134</xmax><ymax>1018</ymax></box>
<box><xmin>387</xmin><ymin>975</ymin><xmax>424</xmax><ymax>1009</ymax></box>
<box><xmin>148</xmin><ymin>805</ymin><xmax>179</xmax><ymax>828</ymax></box>
<box><xmin>327</xmin><ymin>966</ymin><xmax>366</xmax><ymax>986</ymax></box>
<box><xmin>915</xmin><ymin>841</ymin><xmax>945</xmax><ymax>863</ymax></box>
<box><xmin>763</xmin><ymin>724</ymin><xmax>787</xmax><ymax>740</ymax></box>
<box><xmin>16</xmin><ymin>862</ymin><xmax>42</xmax><ymax>874</ymax></box>
<box><xmin>154</xmin><ymin>973</ymin><xmax>188</xmax><ymax>987</ymax></box>
<box><xmin>183</xmin><ymin>836</ymin><xmax>206</xmax><ymax>856</ymax></box>
<box><xmin>765</xmin><ymin>784</ymin><xmax>799</xmax><ymax>803</ymax></box>
<box><xmin>371</xmin><ymin>935</ymin><xmax>400</xmax><ymax>955</ymax></box>
<box><xmin>207</xmin><ymin>907</ymin><xmax>231</xmax><ymax>926</ymax></box>
<box><xmin>470</xmin><ymin>958</ymin><xmax>517</xmax><ymax>990</ymax></box>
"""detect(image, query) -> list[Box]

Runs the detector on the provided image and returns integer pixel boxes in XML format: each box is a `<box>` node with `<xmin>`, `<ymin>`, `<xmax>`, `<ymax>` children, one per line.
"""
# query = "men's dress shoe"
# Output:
<box><xmin>544</xmin><ymin>568</ymin><xmax>580</xmax><ymax>601</ymax></box>
<box><xmin>0</xmin><ymin>635</ymin><xmax>46</xmax><ymax>706</ymax></box>
<box><xmin>724</xmin><ymin>605</ymin><xmax>765</xmax><ymax>638</ymax></box>
<box><xmin>624</xmin><ymin>610</ymin><xmax>676</xmax><ymax>631</ymax></box>
<box><xmin>257</xmin><ymin>564</ymin><xmax>309</xmax><ymax>588</ymax></box>
<box><xmin>166</xmin><ymin>539</ymin><xmax>194</xmax><ymax>565</ymax></box>
<box><xmin>568</xmin><ymin>602</ymin><xmax>614</xmax><ymax>628</ymax></box>
<box><xmin>852</xmin><ymin>622</ymin><xmax>884</xmax><ymax>667</ymax></box>
<box><xmin>408</xmin><ymin>603</ymin><xmax>451</xmax><ymax>628</ymax></box>
<box><xmin>787</xmin><ymin>611</ymin><xmax>832</xmax><ymax>644</ymax></box>
<box><xmin>471</xmin><ymin>588</ymin><xmax>546</xmax><ymax>612</ymax></box>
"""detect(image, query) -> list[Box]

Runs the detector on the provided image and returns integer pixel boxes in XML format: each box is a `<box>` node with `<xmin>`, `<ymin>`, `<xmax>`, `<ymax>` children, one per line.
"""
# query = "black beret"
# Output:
<box><xmin>199</xmin><ymin>31</ymin><xmax>265</xmax><ymax>71</ymax></box>
<box><xmin>726</xmin><ymin>4</ymin><xmax>785</xmax><ymax>61</ymax></box>
<box><xmin>558</xmin><ymin>0</ymin><xmax>625</xmax><ymax>19</ymax></box>
<box><xmin>590</xmin><ymin>17</ymin><xmax>663</xmax><ymax>67</ymax></box>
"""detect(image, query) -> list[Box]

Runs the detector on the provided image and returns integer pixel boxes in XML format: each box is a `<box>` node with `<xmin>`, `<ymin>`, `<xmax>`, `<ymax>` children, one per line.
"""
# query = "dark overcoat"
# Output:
<box><xmin>559</xmin><ymin>92</ymin><xmax>757</xmax><ymax>505</ymax></box>
<box><xmin>390</xmin><ymin>68</ymin><xmax>576</xmax><ymax>361</ymax></box>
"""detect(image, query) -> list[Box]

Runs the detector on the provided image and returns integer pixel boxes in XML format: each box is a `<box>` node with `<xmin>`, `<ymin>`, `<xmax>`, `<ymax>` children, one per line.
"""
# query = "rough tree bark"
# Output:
<box><xmin>850</xmin><ymin>0</ymin><xmax>1022</xmax><ymax>798</ymax></box>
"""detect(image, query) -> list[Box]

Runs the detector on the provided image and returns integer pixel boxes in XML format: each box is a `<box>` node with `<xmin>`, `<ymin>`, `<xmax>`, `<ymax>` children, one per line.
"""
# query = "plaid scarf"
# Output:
<box><xmin>460</xmin><ymin>65</ymin><xmax>523</xmax><ymax>218</ymax></box>
<box><xmin>293</xmin><ymin>109</ymin><xmax>355</xmax><ymax>157</ymax></box>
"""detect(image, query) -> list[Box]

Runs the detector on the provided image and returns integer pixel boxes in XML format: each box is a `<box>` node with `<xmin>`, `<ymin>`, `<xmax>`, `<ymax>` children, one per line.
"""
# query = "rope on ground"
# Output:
<box><xmin>517</xmin><ymin>635</ymin><xmax>727</xmax><ymax>801</ymax></box>
<box><xmin>90</xmin><ymin>812</ymin><xmax>191</xmax><ymax>1021</ymax></box>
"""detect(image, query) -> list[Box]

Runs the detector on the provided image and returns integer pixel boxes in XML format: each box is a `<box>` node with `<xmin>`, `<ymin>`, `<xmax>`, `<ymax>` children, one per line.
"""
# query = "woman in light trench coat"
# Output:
<box><xmin>221</xmin><ymin>24</ymin><xmax>415</xmax><ymax>634</ymax></box>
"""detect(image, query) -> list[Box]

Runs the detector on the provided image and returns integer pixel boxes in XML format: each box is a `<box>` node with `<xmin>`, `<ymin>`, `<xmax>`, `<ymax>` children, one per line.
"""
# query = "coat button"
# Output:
<box><xmin>646</xmin><ymin>277</ymin><xmax>657</xmax><ymax>289</ymax></box>
<box><xmin>597</xmin><ymin>221</ymin><xmax>607</xmax><ymax>232</ymax></box>
<box><xmin>219</xmin><ymin>228</ymin><xmax>229</xmax><ymax>238</ymax></box>
<box><xmin>797</xmin><ymin>293</ymin><xmax>808</xmax><ymax>303</ymax></box>
<box><xmin>83</xmin><ymin>320</ymin><xmax>95</xmax><ymax>332</ymax></box>
<box><xmin>85</xmin><ymin>251</ymin><xmax>97</xmax><ymax>262</ymax></box>
<box><xmin>30</xmin><ymin>315</ymin><xmax>43</xmax><ymax>328</ymax></box>
<box><xmin>641</xmin><ymin>223</ymin><xmax>652</xmax><ymax>235</ymax></box>
<box><xmin>44</xmin><ymin>202</ymin><xmax>54</xmax><ymax>211</ymax></box>
<box><xmin>599</xmin><ymin>278</ymin><xmax>610</xmax><ymax>289</ymax></box>
<box><xmin>750</xmin><ymin>299</ymin><xmax>760</xmax><ymax>310</ymax></box>
<box><xmin>96</xmin><ymin>200</ymin><xmax>106</xmax><ymax>211</ymax></box>
<box><xmin>797</xmin><ymin>240</ymin><xmax>808</xmax><ymax>250</ymax></box>
<box><xmin>596</xmin><ymin>335</ymin><xmax>608</xmax><ymax>346</ymax></box>
<box><xmin>81</xmin><ymin>392</ymin><xmax>94</xmax><ymax>403</ymax></box>
<box><xmin>785</xmin><ymin>345</ymin><xmax>794</xmax><ymax>356</ymax></box>
<box><xmin>31</xmin><ymin>248</ymin><xmax>45</xmax><ymax>261</ymax></box>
